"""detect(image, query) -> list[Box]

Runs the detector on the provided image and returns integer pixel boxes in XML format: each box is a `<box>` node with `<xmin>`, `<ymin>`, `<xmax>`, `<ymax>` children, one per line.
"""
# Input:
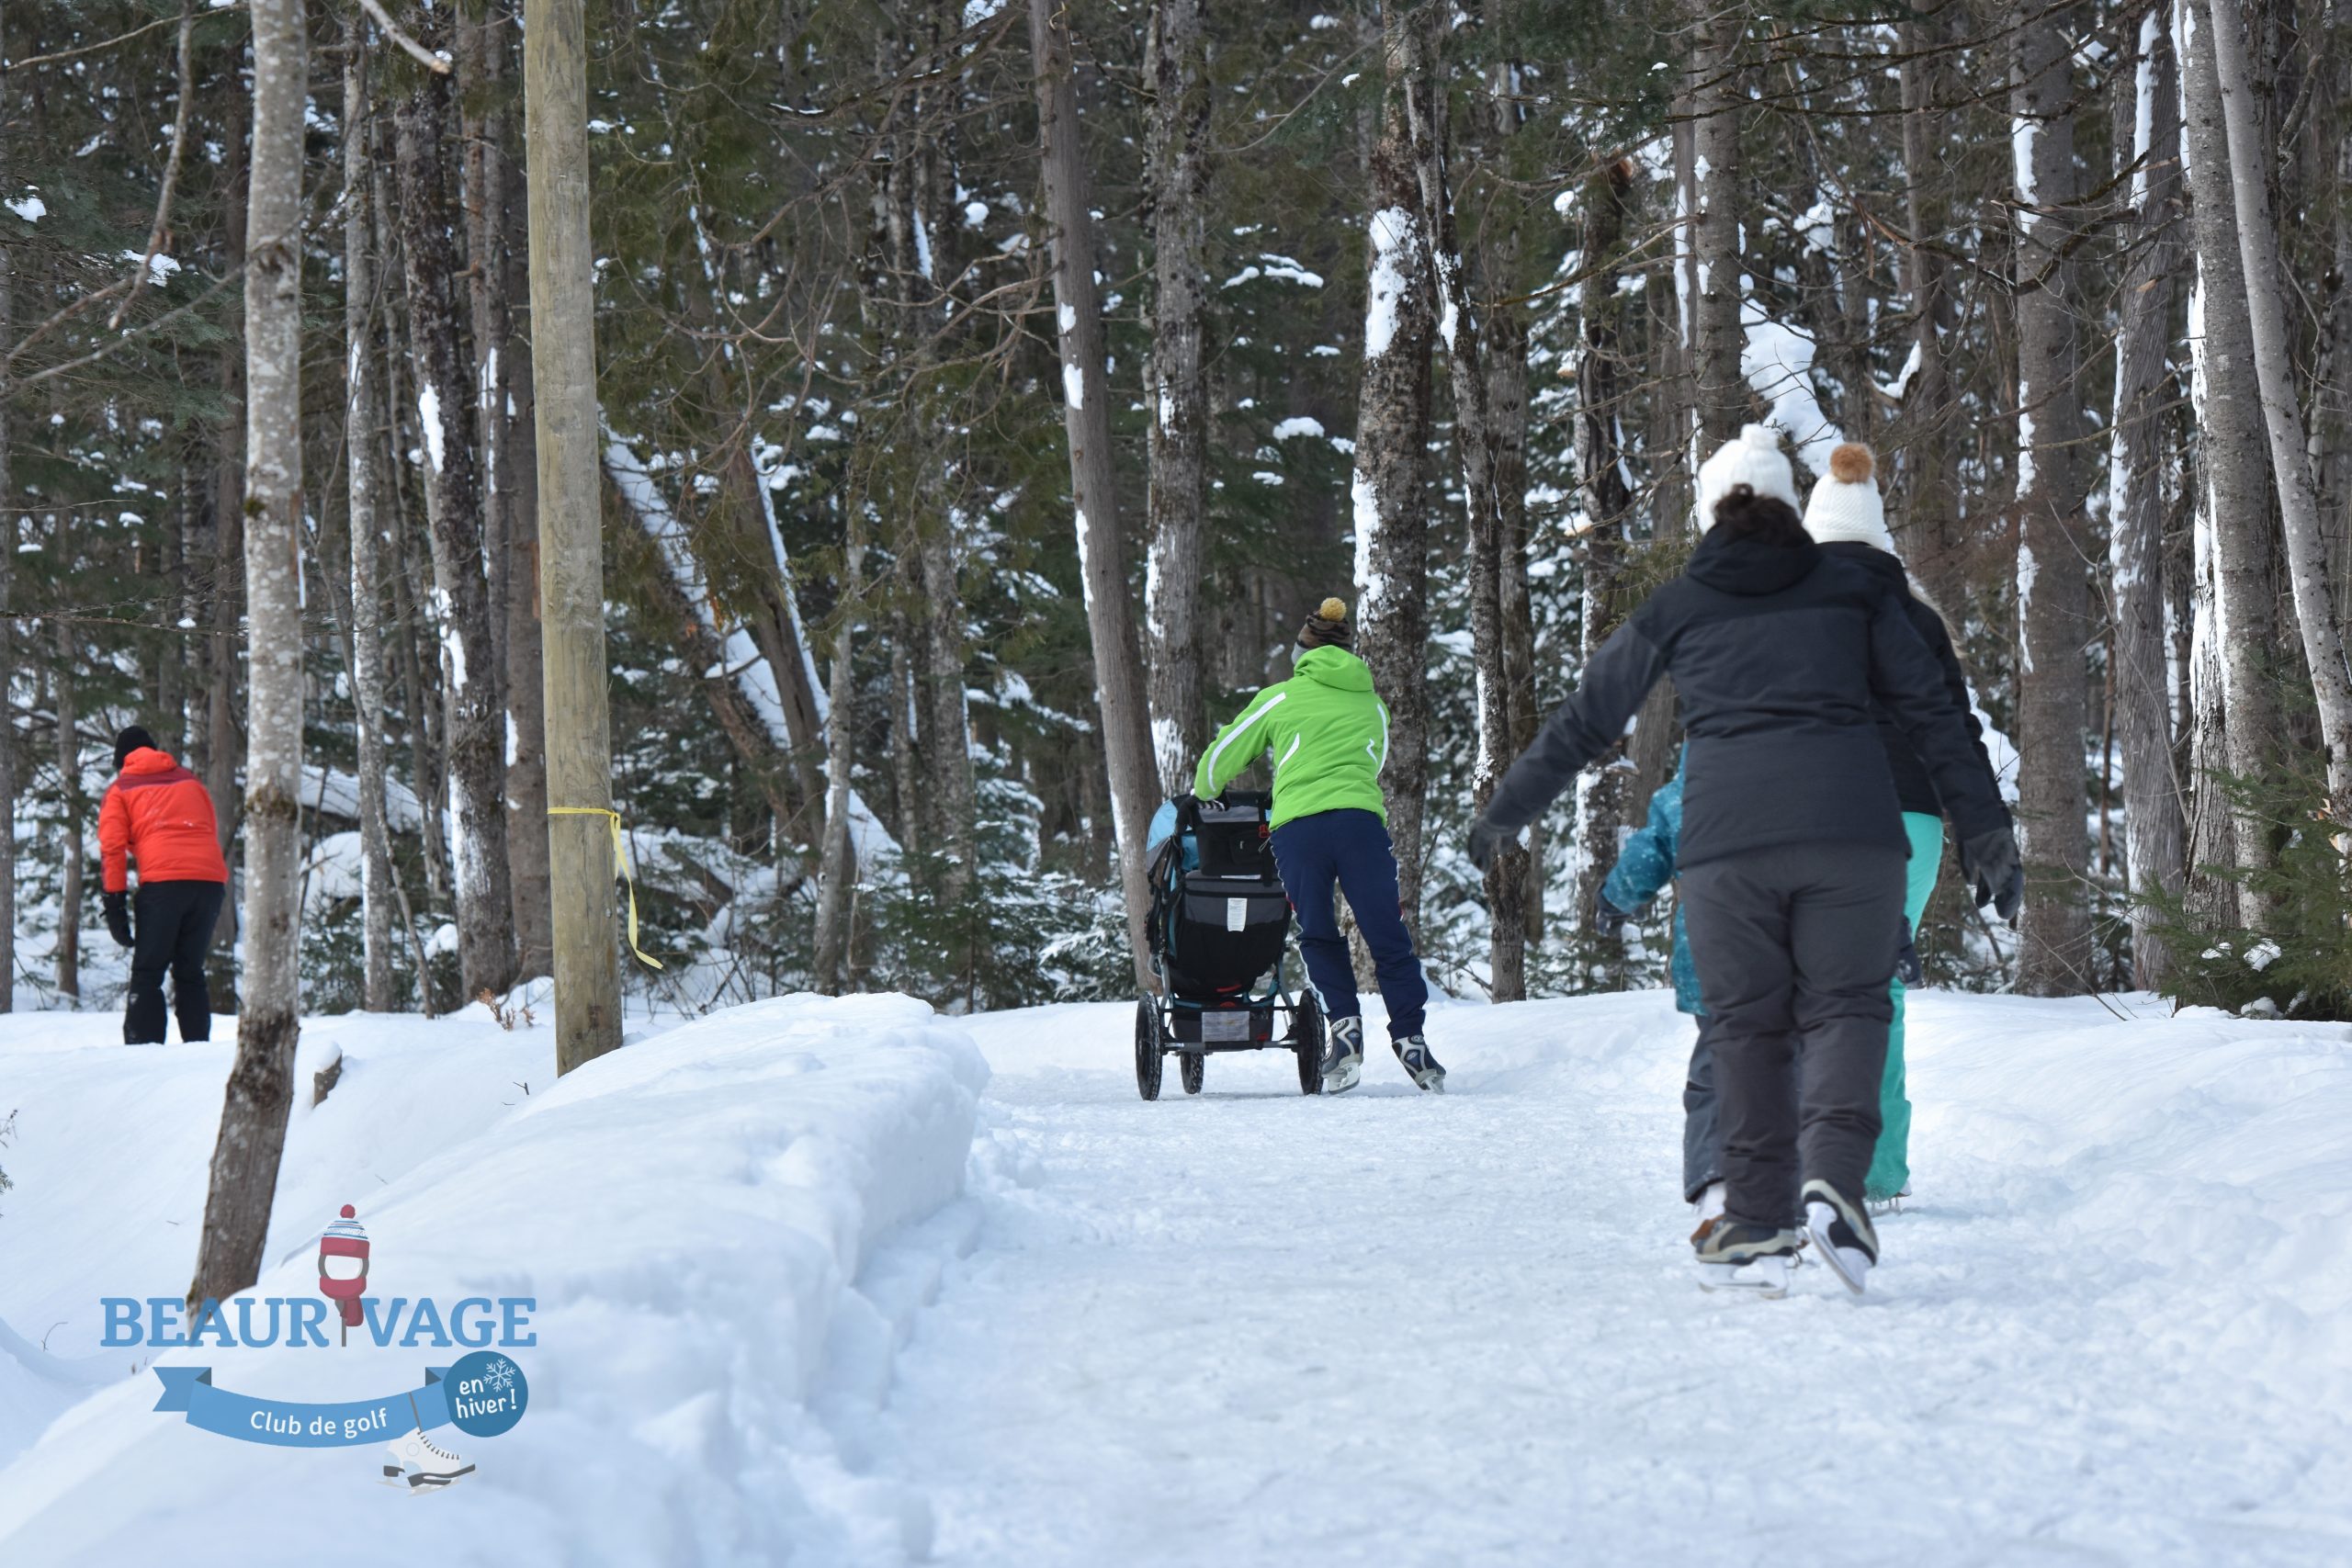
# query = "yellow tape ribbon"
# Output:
<box><xmin>548</xmin><ymin>807</ymin><xmax>664</xmax><ymax>970</ymax></box>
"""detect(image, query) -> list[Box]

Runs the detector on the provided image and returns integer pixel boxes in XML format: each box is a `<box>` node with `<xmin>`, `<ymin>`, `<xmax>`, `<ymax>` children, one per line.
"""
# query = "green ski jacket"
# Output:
<box><xmin>1194</xmin><ymin>646</ymin><xmax>1391</xmax><ymax>829</ymax></box>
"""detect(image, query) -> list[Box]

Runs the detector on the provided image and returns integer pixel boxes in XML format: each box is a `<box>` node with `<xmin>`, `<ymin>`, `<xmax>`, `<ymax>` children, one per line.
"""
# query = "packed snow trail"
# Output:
<box><xmin>867</xmin><ymin>991</ymin><xmax>2352</xmax><ymax>1567</ymax></box>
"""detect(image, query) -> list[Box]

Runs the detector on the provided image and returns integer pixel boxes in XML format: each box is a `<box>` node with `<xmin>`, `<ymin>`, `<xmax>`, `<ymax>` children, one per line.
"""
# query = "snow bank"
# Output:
<box><xmin>0</xmin><ymin>993</ymin><xmax>987</xmax><ymax>1565</ymax></box>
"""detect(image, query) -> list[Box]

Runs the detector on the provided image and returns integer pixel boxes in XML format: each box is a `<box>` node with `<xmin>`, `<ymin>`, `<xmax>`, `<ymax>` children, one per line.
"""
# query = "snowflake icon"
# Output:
<box><xmin>483</xmin><ymin>1357</ymin><xmax>518</xmax><ymax>1393</ymax></box>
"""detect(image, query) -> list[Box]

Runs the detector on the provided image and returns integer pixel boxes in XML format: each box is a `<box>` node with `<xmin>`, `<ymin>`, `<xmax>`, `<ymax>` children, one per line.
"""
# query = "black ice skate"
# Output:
<box><xmin>1804</xmin><ymin>1179</ymin><xmax>1880</xmax><ymax>1296</ymax></box>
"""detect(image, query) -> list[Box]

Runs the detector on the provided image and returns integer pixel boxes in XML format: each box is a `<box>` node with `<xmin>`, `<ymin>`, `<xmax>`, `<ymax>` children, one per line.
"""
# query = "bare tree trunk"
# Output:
<box><xmin>1349</xmin><ymin>90</ymin><xmax>1435</xmax><ymax>937</ymax></box>
<box><xmin>811</xmin><ymin>521</ymin><xmax>865</xmax><ymax>992</ymax></box>
<box><xmin>0</xmin><ymin>237</ymin><xmax>13</xmax><ymax>1012</ymax></box>
<box><xmin>473</xmin><ymin>20</ymin><xmax>554</xmax><ymax>981</ymax></box>
<box><xmin>2110</xmin><ymin>6</ymin><xmax>2188</xmax><ymax>989</ymax></box>
<box><xmin>503</xmin><ymin>174</ymin><xmax>554</xmax><ymax>980</ymax></box>
<box><xmin>1143</xmin><ymin>0</ymin><xmax>1211</xmax><ymax>797</ymax></box>
<box><xmin>1393</xmin><ymin>2</ymin><xmax>1522</xmax><ymax>998</ymax></box>
<box><xmin>888</xmin><ymin>623</ymin><xmax>921</xmax><ymax>857</ymax></box>
<box><xmin>205</xmin><ymin>110</ymin><xmax>249</xmax><ymax>1010</ymax></box>
<box><xmin>2180</xmin><ymin>0</ymin><xmax>2282</xmax><ymax>919</ymax></box>
<box><xmin>1690</xmin><ymin>8</ymin><xmax>1746</xmax><ymax>449</ymax></box>
<box><xmin>2205</xmin><ymin>0</ymin><xmax>2352</xmax><ymax>816</ymax></box>
<box><xmin>2188</xmin><ymin>479</ymin><xmax>2237</xmax><ymax>919</ymax></box>
<box><xmin>1027</xmin><ymin>0</ymin><xmax>1160</xmax><ymax>988</ymax></box>
<box><xmin>912</xmin><ymin>519</ymin><xmax>978</xmax><ymax>898</ymax></box>
<box><xmin>1568</xmin><ymin>158</ymin><xmax>1638</xmax><ymax>948</ymax></box>
<box><xmin>1486</xmin><ymin>62</ymin><xmax>1540</xmax><ymax>944</ymax></box>
<box><xmin>189</xmin><ymin>0</ymin><xmax>303</xmax><ymax>1309</ymax></box>
<box><xmin>1896</xmin><ymin>13</ymin><xmax>1965</xmax><ymax>614</ymax></box>
<box><xmin>345</xmin><ymin>32</ymin><xmax>398</xmax><ymax>1012</ymax></box>
<box><xmin>396</xmin><ymin>34</ymin><xmax>517</xmax><ymax>998</ymax></box>
<box><xmin>53</xmin><ymin>615</ymin><xmax>79</xmax><ymax>1001</ymax></box>
<box><xmin>2010</xmin><ymin>8</ymin><xmax>2094</xmax><ymax>995</ymax></box>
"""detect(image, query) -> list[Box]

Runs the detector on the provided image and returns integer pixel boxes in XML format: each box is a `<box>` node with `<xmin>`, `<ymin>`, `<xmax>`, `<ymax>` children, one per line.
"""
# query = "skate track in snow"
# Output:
<box><xmin>864</xmin><ymin>990</ymin><xmax>2352</xmax><ymax>1567</ymax></box>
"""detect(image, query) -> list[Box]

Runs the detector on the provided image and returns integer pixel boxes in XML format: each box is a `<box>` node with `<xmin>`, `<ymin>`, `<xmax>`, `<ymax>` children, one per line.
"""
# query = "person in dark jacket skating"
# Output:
<box><xmin>1801</xmin><ymin>443</ymin><xmax>2003</xmax><ymax>1209</ymax></box>
<box><xmin>1469</xmin><ymin>424</ymin><xmax>2021</xmax><ymax>1296</ymax></box>
<box><xmin>96</xmin><ymin>726</ymin><xmax>228</xmax><ymax>1043</ymax></box>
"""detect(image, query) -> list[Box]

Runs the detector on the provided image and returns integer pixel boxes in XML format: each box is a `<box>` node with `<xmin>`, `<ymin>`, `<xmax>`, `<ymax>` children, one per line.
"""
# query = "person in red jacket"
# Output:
<box><xmin>96</xmin><ymin>726</ymin><xmax>229</xmax><ymax>1043</ymax></box>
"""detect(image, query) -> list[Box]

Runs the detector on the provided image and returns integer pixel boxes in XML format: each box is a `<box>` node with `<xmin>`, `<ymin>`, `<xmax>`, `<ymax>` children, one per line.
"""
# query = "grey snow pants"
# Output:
<box><xmin>1681</xmin><ymin>1015</ymin><xmax>1723</xmax><ymax>1203</ymax></box>
<box><xmin>1679</xmin><ymin>842</ymin><xmax>1905</xmax><ymax>1229</ymax></box>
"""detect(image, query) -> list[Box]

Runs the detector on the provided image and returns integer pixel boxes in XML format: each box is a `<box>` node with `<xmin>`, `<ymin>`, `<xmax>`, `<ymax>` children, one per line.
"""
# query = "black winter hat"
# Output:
<box><xmin>113</xmin><ymin>726</ymin><xmax>157</xmax><ymax>771</ymax></box>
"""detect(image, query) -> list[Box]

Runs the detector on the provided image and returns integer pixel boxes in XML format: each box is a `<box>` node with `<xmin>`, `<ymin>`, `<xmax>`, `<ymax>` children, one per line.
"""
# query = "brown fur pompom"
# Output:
<box><xmin>1827</xmin><ymin>443</ymin><xmax>1875</xmax><ymax>484</ymax></box>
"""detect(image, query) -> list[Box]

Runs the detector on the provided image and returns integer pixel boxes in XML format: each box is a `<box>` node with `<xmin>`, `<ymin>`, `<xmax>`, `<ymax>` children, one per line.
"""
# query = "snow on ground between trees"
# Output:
<box><xmin>0</xmin><ymin>993</ymin><xmax>987</xmax><ymax>1565</ymax></box>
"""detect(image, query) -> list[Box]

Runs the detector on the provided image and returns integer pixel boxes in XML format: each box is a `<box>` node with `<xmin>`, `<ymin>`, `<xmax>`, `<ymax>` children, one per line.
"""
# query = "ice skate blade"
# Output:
<box><xmin>1695</xmin><ymin>1257</ymin><xmax>1790</xmax><ymax>1299</ymax></box>
<box><xmin>1806</xmin><ymin>1217</ymin><xmax>1871</xmax><ymax>1296</ymax></box>
<box><xmin>1321</xmin><ymin>1060</ymin><xmax>1362</xmax><ymax>1094</ymax></box>
<box><xmin>1410</xmin><ymin>1068</ymin><xmax>1446</xmax><ymax>1093</ymax></box>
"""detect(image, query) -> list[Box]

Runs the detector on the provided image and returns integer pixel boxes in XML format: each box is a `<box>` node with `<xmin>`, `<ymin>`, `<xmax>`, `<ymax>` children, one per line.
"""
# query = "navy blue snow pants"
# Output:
<box><xmin>1269</xmin><ymin>807</ymin><xmax>1428</xmax><ymax>1041</ymax></box>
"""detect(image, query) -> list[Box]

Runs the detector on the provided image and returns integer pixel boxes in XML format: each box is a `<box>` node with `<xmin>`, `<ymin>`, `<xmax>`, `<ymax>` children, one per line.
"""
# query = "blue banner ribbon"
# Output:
<box><xmin>153</xmin><ymin>1366</ymin><xmax>455</xmax><ymax>1447</ymax></box>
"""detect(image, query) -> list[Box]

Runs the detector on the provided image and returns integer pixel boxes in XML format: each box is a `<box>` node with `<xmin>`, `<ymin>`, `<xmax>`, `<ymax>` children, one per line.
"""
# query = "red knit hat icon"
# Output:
<box><xmin>318</xmin><ymin>1203</ymin><xmax>370</xmax><ymax>1346</ymax></box>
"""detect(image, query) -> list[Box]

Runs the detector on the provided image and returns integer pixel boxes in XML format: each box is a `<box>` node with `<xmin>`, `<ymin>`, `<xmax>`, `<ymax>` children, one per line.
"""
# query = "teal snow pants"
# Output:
<box><xmin>1867</xmin><ymin>811</ymin><xmax>1943</xmax><ymax>1201</ymax></box>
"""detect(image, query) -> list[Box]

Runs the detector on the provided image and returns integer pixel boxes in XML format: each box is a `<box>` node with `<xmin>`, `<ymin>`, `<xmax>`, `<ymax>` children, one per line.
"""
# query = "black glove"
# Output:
<box><xmin>1594</xmin><ymin>889</ymin><xmax>1637</xmax><ymax>931</ymax></box>
<box><xmin>1961</xmin><ymin>825</ymin><xmax>2025</xmax><ymax>924</ymax></box>
<box><xmin>1894</xmin><ymin>922</ymin><xmax>1923</xmax><ymax>987</ymax></box>
<box><xmin>1467</xmin><ymin>815</ymin><xmax>1513</xmax><ymax>874</ymax></box>
<box><xmin>103</xmin><ymin>890</ymin><xmax>132</xmax><ymax>950</ymax></box>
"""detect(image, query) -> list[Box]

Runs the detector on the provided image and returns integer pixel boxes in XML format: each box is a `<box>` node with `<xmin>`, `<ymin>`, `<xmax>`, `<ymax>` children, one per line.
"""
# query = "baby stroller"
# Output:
<box><xmin>1136</xmin><ymin>792</ymin><xmax>1325</xmax><ymax>1100</ymax></box>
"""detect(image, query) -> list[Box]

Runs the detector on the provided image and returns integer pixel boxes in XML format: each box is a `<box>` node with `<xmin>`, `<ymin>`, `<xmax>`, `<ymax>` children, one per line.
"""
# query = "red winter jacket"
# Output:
<box><xmin>97</xmin><ymin>747</ymin><xmax>228</xmax><ymax>892</ymax></box>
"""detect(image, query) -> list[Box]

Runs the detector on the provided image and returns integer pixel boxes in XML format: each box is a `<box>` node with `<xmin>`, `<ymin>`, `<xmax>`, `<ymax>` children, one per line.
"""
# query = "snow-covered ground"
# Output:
<box><xmin>0</xmin><ymin>994</ymin><xmax>985</xmax><ymax>1564</ymax></box>
<box><xmin>2</xmin><ymin>987</ymin><xmax>2347</xmax><ymax>1563</ymax></box>
<box><xmin>884</xmin><ymin>991</ymin><xmax>2352</xmax><ymax>1566</ymax></box>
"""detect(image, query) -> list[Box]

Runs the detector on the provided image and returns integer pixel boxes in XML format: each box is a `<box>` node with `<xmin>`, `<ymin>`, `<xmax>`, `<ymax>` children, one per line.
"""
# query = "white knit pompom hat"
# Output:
<box><xmin>1695</xmin><ymin>423</ymin><xmax>1800</xmax><ymax>532</ymax></box>
<box><xmin>1804</xmin><ymin>443</ymin><xmax>1896</xmax><ymax>553</ymax></box>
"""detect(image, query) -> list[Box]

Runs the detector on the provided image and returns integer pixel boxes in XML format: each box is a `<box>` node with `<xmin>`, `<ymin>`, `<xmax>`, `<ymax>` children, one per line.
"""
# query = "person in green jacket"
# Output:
<box><xmin>1195</xmin><ymin>597</ymin><xmax>1442</xmax><ymax>1094</ymax></box>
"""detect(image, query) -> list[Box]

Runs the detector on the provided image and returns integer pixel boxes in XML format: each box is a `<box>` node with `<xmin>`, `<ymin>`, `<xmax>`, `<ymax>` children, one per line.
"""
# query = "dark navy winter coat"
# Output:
<box><xmin>1485</xmin><ymin>528</ymin><xmax>2007</xmax><ymax>870</ymax></box>
<box><xmin>1817</xmin><ymin>540</ymin><xmax>1999</xmax><ymax>820</ymax></box>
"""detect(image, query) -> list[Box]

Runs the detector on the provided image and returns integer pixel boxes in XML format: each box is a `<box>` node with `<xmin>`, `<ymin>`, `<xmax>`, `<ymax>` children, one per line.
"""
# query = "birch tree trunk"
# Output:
<box><xmin>397</xmin><ymin>35</ymin><xmax>518</xmax><ymax>999</ymax></box>
<box><xmin>188</xmin><ymin>0</ymin><xmax>303</xmax><ymax>1307</ymax></box>
<box><xmin>1393</xmin><ymin>2</ymin><xmax>1522</xmax><ymax>998</ymax></box>
<box><xmin>1143</xmin><ymin>0</ymin><xmax>1211</xmax><ymax>797</ymax></box>
<box><xmin>1027</xmin><ymin>0</ymin><xmax>1160</xmax><ymax>987</ymax></box>
<box><xmin>811</xmin><ymin>521</ymin><xmax>865</xmax><ymax>993</ymax></box>
<box><xmin>1690</xmin><ymin>9</ymin><xmax>1746</xmax><ymax>450</ymax></box>
<box><xmin>2109</xmin><ymin>6</ymin><xmax>2188</xmax><ymax>989</ymax></box>
<box><xmin>1349</xmin><ymin>94</ymin><xmax>1435</xmax><ymax>937</ymax></box>
<box><xmin>2010</xmin><ymin>9</ymin><xmax>2095</xmax><ymax>994</ymax></box>
<box><xmin>2205</xmin><ymin>0</ymin><xmax>2352</xmax><ymax>818</ymax></box>
<box><xmin>345</xmin><ymin>33</ymin><xmax>399</xmax><ymax>1013</ymax></box>
<box><xmin>2179</xmin><ymin>0</ymin><xmax>2281</xmax><ymax>919</ymax></box>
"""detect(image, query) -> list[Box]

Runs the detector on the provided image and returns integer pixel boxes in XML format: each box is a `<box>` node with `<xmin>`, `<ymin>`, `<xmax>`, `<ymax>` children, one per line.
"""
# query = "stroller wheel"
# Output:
<box><xmin>1134</xmin><ymin>998</ymin><xmax>1164</xmax><ymax>1101</ymax></box>
<box><xmin>1180</xmin><ymin>1051</ymin><xmax>1204</xmax><ymax>1096</ymax></box>
<box><xmin>1293</xmin><ymin>991</ymin><xmax>1324</xmax><ymax>1096</ymax></box>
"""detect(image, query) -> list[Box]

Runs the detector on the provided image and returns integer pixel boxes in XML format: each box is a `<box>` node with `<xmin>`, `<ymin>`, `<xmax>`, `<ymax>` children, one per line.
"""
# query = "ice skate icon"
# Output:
<box><xmin>379</xmin><ymin>1394</ymin><xmax>476</xmax><ymax>1494</ymax></box>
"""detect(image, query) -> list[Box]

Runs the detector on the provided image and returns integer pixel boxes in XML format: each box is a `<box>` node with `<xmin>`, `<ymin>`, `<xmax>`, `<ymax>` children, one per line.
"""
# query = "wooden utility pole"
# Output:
<box><xmin>525</xmin><ymin>0</ymin><xmax>623</xmax><ymax>1072</ymax></box>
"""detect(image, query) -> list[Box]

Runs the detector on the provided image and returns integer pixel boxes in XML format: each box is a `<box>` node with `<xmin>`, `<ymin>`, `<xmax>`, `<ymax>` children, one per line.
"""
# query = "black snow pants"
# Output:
<box><xmin>126</xmin><ymin>879</ymin><xmax>226</xmax><ymax>1044</ymax></box>
<box><xmin>1679</xmin><ymin>842</ymin><xmax>1905</xmax><ymax>1229</ymax></box>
